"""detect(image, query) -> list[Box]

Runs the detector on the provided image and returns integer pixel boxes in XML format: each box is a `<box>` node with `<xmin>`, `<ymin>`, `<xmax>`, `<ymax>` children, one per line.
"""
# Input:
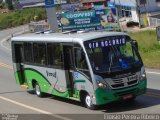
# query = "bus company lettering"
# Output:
<box><xmin>46</xmin><ymin>70</ymin><xmax>56</xmax><ymax>78</ymax></box>
<box><xmin>65</xmin><ymin>11</ymin><xmax>94</xmax><ymax>19</ymax></box>
<box><xmin>88</xmin><ymin>38</ymin><xmax>126</xmax><ymax>49</ymax></box>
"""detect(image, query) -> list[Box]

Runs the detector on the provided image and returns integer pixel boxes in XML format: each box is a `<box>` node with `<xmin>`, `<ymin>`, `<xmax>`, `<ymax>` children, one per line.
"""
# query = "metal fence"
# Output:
<box><xmin>149</xmin><ymin>17</ymin><xmax>160</xmax><ymax>27</ymax></box>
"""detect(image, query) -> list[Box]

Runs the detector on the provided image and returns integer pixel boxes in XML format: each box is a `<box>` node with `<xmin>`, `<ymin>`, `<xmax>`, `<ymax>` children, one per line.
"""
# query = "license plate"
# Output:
<box><xmin>123</xmin><ymin>94</ymin><xmax>133</xmax><ymax>100</ymax></box>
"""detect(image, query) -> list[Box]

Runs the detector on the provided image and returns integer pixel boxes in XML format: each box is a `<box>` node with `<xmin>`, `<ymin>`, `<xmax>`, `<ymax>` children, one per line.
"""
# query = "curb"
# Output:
<box><xmin>1</xmin><ymin>29</ymin><xmax>29</xmax><ymax>51</ymax></box>
<box><xmin>0</xmin><ymin>36</ymin><xmax>12</xmax><ymax>51</ymax></box>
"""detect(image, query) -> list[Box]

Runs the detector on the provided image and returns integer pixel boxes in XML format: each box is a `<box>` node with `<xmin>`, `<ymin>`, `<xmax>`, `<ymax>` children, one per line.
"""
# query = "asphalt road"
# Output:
<box><xmin>0</xmin><ymin>26</ymin><xmax>160</xmax><ymax>120</ymax></box>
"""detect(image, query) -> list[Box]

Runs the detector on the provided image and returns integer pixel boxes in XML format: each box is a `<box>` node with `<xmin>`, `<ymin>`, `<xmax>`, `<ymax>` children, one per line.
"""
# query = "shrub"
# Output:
<box><xmin>129</xmin><ymin>30</ymin><xmax>160</xmax><ymax>69</ymax></box>
<box><xmin>0</xmin><ymin>8</ymin><xmax>47</xmax><ymax>30</ymax></box>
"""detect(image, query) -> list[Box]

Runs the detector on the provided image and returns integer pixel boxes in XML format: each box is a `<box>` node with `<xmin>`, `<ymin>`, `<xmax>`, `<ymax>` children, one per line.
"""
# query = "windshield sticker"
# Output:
<box><xmin>74</xmin><ymin>72</ymin><xmax>79</xmax><ymax>79</ymax></box>
<box><xmin>119</xmin><ymin>58</ymin><xmax>129</xmax><ymax>69</ymax></box>
<box><xmin>87</xmin><ymin>38</ymin><xmax>126</xmax><ymax>49</ymax></box>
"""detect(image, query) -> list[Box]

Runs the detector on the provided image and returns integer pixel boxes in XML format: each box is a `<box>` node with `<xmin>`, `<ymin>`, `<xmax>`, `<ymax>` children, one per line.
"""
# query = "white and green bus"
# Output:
<box><xmin>11</xmin><ymin>31</ymin><xmax>147</xmax><ymax>109</ymax></box>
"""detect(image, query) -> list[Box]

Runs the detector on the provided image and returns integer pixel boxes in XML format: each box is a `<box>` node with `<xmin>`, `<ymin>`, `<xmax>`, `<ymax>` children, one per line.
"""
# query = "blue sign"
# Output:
<box><xmin>108</xmin><ymin>1</ymin><xmax>115</xmax><ymax>8</ymax></box>
<box><xmin>45</xmin><ymin>0</ymin><xmax>54</xmax><ymax>8</ymax></box>
<box><xmin>74</xmin><ymin>72</ymin><xmax>79</xmax><ymax>79</ymax></box>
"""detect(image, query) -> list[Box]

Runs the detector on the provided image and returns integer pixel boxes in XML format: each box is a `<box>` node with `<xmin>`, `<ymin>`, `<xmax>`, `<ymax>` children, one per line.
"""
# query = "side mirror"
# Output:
<box><xmin>132</xmin><ymin>40</ymin><xmax>138</xmax><ymax>50</ymax></box>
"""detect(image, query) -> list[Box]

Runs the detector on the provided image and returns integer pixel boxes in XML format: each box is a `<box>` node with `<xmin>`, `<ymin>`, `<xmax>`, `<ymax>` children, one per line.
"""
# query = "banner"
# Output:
<box><xmin>60</xmin><ymin>8</ymin><xmax>120</xmax><ymax>31</ymax></box>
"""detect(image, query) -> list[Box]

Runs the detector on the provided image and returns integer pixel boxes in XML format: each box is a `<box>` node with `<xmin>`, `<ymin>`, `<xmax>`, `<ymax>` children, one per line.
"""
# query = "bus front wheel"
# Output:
<box><xmin>35</xmin><ymin>82</ymin><xmax>44</xmax><ymax>97</ymax></box>
<box><xmin>84</xmin><ymin>94</ymin><xmax>96</xmax><ymax>110</ymax></box>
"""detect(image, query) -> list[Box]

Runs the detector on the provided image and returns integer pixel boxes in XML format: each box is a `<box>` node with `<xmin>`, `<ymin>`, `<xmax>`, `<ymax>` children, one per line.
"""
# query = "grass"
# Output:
<box><xmin>129</xmin><ymin>30</ymin><xmax>160</xmax><ymax>69</ymax></box>
<box><xmin>0</xmin><ymin>8</ymin><xmax>47</xmax><ymax>30</ymax></box>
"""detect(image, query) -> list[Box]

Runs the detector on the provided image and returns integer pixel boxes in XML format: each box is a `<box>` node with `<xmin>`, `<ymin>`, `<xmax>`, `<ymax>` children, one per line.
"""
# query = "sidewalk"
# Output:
<box><xmin>119</xmin><ymin>20</ymin><xmax>155</xmax><ymax>32</ymax></box>
<box><xmin>146</xmin><ymin>68</ymin><xmax>160</xmax><ymax>73</ymax></box>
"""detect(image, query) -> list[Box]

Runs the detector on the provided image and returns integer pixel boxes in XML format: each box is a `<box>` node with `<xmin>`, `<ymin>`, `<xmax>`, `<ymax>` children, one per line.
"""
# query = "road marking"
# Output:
<box><xmin>0</xmin><ymin>96</ymin><xmax>72</xmax><ymax>120</ymax></box>
<box><xmin>145</xmin><ymin>94</ymin><xmax>160</xmax><ymax>99</ymax></box>
<box><xmin>0</xmin><ymin>36</ymin><xmax>11</xmax><ymax>51</ymax></box>
<box><xmin>0</xmin><ymin>62</ymin><xmax>13</xmax><ymax>70</ymax></box>
<box><xmin>145</xmin><ymin>91</ymin><xmax>160</xmax><ymax>98</ymax></box>
<box><xmin>146</xmin><ymin>71</ymin><xmax>160</xmax><ymax>75</ymax></box>
<box><xmin>146</xmin><ymin>92</ymin><xmax>160</xmax><ymax>97</ymax></box>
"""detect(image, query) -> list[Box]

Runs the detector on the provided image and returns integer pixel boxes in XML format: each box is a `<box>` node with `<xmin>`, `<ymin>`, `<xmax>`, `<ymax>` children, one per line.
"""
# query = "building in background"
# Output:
<box><xmin>14</xmin><ymin>0</ymin><xmax>68</xmax><ymax>9</ymax></box>
<box><xmin>110</xmin><ymin>0</ymin><xmax>160</xmax><ymax>24</ymax></box>
<box><xmin>13</xmin><ymin>0</ymin><xmax>44</xmax><ymax>9</ymax></box>
<box><xmin>80</xmin><ymin>0</ymin><xmax>108</xmax><ymax>10</ymax></box>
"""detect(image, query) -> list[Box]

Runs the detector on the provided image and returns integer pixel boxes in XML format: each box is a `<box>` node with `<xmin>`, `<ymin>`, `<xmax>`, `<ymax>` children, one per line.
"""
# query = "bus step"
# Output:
<box><xmin>69</xmin><ymin>97</ymin><xmax>79</xmax><ymax>101</ymax></box>
<box><xmin>20</xmin><ymin>85</ymin><xmax>29</xmax><ymax>89</ymax></box>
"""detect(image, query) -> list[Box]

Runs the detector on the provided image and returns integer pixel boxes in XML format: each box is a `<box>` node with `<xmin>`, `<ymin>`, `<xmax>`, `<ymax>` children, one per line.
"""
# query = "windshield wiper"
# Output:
<box><xmin>108</xmin><ymin>52</ymin><xmax>113</xmax><ymax>74</ymax></box>
<box><xmin>107</xmin><ymin>46</ymin><xmax>120</xmax><ymax>73</ymax></box>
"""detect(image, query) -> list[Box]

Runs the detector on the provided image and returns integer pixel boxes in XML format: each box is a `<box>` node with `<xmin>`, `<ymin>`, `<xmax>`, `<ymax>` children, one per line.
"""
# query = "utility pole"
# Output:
<box><xmin>45</xmin><ymin>0</ymin><xmax>59</xmax><ymax>32</ymax></box>
<box><xmin>136</xmin><ymin>0</ymin><xmax>141</xmax><ymax>28</ymax></box>
<box><xmin>5</xmin><ymin>0</ymin><xmax>14</xmax><ymax>10</ymax></box>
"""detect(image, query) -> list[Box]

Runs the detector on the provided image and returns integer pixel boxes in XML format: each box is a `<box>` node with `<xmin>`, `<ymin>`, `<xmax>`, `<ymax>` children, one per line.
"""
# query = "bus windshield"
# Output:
<box><xmin>84</xmin><ymin>36</ymin><xmax>142</xmax><ymax>73</ymax></box>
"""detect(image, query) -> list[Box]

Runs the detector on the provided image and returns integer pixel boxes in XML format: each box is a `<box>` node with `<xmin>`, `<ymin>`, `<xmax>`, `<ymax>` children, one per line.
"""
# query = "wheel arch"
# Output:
<box><xmin>79</xmin><ymin>90</ymin><xmax>88</xmax><ymax>103</ymax></box>
<box><xmin>32</xmin><ymin>79</ymin><xmax>37</xmax><ymax>88</ymax></box>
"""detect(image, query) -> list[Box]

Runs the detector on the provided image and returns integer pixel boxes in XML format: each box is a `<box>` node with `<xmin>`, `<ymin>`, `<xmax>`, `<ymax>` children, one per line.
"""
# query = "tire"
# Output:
<box><xmin>35</xmin><ymin>82</ymin><xmax>44</xmax><ymax>97</ymax></box>
<box><xmin>84</xmin><ymin>94</ymin><xmax>96</xmax><ymax>110</ymax></box>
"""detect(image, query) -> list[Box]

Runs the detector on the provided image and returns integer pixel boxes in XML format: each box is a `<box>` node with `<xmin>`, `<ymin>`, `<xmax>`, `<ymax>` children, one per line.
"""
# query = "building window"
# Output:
<box><xmin>121</xmin><ymin>6</ymin><xmax>131</xmax><ymax>17</ymax></box>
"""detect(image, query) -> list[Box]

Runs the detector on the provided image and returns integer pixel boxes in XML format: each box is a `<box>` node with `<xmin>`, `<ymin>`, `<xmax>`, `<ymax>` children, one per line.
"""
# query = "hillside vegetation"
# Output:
<box><xmin>0</xmin><ymin>8</ymin><xmax>47</xmax><ymax>30</ymax></box>
<box><xmin>129</xmin><ymin>30</ymin><xmax>160</xmax><ymax>69</ymax></box>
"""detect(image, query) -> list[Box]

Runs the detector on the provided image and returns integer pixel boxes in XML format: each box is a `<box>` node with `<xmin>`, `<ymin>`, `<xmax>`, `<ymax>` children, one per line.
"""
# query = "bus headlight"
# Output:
<box><xmin>97</xmin><ymin>81</ymin><xmax>108</xmax><ymax>88</ymax></box>
<box><xmin>98</xmin><ymin>82</ymin><xmax>106</xmax><ymax>88</ymax></box>
<box><xmin>140</xmin><ymin>72</ymin><xmax>146</xmax><ymax>81</ymax></box>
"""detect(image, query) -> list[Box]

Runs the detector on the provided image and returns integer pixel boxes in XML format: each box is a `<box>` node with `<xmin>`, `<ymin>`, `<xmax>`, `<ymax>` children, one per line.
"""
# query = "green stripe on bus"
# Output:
<box><xmin>74</xmin><ymin>80</ymin><xmax>86</xmax><ymax>83</ymax></box>
<box><xmin>52</xmin><ymin>89</ymin><xmax>69</xmax><ymax>98</ymax></box>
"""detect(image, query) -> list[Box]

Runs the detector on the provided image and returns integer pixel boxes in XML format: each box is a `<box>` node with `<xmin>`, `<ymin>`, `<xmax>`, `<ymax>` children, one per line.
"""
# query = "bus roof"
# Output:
<box><xmin>11</xmin><ymin>31</ymin><xmax>128</xmax><ymax>43</ymax></box>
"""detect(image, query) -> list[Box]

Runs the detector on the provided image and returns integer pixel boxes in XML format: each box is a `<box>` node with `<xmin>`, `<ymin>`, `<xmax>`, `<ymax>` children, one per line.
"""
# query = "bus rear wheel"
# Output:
<box><xmin>35</xmin><ymin>82</ymin><xmax>44</xmax><ymax>97</ymax></box>
<box><xmin>84</xmin><ymin>94</ymin><xmax>96</xmax><ymax>110</ymax></box>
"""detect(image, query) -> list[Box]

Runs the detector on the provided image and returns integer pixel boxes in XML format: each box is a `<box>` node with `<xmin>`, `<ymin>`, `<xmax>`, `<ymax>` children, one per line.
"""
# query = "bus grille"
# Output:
<box><xmin>115</xmin><ymin>88</ymin><xmax>137</xmax><ymax>96</ymax></box>
<box><xmin>110</xmin><ymin>74</ymin><xmax>138</xmax><ymax>89</ymax></box>
<box><xmin>112</xmin><ymin>83</ymin><xmax>124</xmax><ymax>88</ymax></box>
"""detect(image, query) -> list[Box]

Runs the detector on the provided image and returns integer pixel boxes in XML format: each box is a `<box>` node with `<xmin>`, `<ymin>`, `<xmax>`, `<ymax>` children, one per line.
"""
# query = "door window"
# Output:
<box><xmin>74</xmin><ymin>48</ymin><xmax>88</xmax><ymax>70</ymax></box>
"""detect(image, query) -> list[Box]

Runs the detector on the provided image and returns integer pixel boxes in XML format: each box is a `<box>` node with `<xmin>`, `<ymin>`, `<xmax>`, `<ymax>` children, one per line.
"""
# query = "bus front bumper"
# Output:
<box><xmin>95</xmin><ymin>80</ymin><xmax>147</xmax><ymax>105</ymax></box>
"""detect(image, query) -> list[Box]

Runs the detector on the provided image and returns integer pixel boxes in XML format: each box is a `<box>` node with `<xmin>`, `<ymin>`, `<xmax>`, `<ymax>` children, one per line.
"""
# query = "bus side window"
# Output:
<box><xmin>33</xmin><ymin>43</ymin><xmax>46</xmax><ymax>65</ymax></box>
<box><xmin>74</xmin><ymin>48</ymin><xmax>88</xmax><ymax>70</ymax></box>
<box><xmin>47</xmin><ymin>43</ymin><xmax>63</xmax><ymax>68</ymax></box>
<box><xmin>13</xmin><ymin>43</ymin><xmax>24</xmax><ymax>63</ymax></box>
<box><xmin>24</xmin><ymin>42</ymin><xmax>33</xmax><ymax>63</ymax></box>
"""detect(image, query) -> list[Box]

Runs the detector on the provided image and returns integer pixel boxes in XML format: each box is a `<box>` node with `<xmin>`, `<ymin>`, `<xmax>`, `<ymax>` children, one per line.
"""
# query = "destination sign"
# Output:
<box><xmin>86</xmin><ymin>37</ymin><xmax>126</xmax><ymax>49</ymax></box>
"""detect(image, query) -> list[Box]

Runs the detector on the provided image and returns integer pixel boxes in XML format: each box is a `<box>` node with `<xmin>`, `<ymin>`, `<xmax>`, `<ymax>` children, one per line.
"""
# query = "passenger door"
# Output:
<box><xmin>12</xmin><ymin>43</ymin><xmax>26</xmax><ymax>85</ymax></box>
<box><xmin>63</xmin><ymin>45</ymin><xmax>75</xmax><ymax>97</ymax></box>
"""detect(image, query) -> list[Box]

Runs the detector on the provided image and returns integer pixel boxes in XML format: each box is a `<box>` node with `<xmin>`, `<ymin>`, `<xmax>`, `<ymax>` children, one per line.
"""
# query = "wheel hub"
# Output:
<box><xmin>86</xmin><ymin>95</ymin><xmax>92</xmax><ymax>107</ymax></box>
<box><xmin>35</xmin><ymin>85</ymin><xmax>40</xmax><ymax>95</ymax></box>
